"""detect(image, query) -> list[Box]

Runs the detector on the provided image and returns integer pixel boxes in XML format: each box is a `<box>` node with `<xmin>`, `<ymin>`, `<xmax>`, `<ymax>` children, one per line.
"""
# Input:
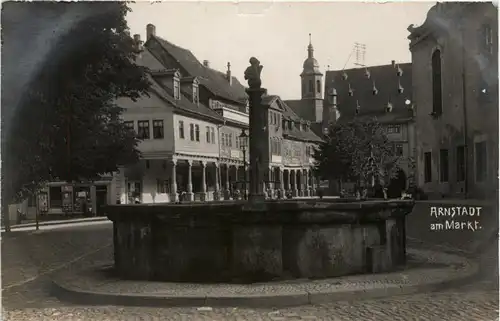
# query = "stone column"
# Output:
<box><xmin>225</xmin><ymin>165</ymin><xmax>230</xmax><ymax>190</ymax></box>
<box><xmin>267</xmin><ymin>167</ymin><xmax>273</xmax><ymax>199</ymax></box>
<box><xmin>291</xmin><ymin>170</ymin><xmax>299</xmax><ymax>197</ymax></box>
<box><xmin>201</xmin><ymin>161</ymin><xmax>207</xmax><ymax>201</ymax></box>
<box><xmin>214</xmin><ymin>163</ymin><xmax>220</xmax><ymax>201</ymax></box>
<box><xmin>169</xmin><ymin>160</ymin><xmax>178</xmax><ymax>202</ymax></box>
<box><xmin>312</xmin><ymin>175</ymin><xmax>317</xmax><ymax>196</ymax></box>
<box><xmin>186</xmin><ymin>160</ymin><xmax>194</xmax><ymax>201</ymax></box>
<box><xmin>304</xmin><ymin>169</ymin><xmax>310</xmax><ymax>197</ymax></box>
<box><xmin>247</xmin><ymin>86</ymin><xmax>268</xmax><ymax>203</ymax></box>
<box><xmin>308</xmin><ymin>170</ymin><xmax>314</xmax><ymax>197</ymax></box>
<box><xmin>279</xmin><ymin>167</ymin><xmax>285</xmax><ymax>198</ymax></box>
<box><xmin>224</xmin><ymin>165</ymin><xmax>231</xmax><ymax>200</ymax></box>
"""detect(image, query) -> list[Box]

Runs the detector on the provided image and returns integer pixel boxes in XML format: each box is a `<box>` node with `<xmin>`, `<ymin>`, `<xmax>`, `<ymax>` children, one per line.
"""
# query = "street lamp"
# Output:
<box><xmin>239</xmin><ymin>129</ymin><xmax>249</xmax><ymax>200</ymax></box>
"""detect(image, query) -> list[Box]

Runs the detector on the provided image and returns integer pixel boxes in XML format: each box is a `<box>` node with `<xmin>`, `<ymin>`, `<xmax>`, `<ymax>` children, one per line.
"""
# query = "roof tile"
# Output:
<box><xmin>150</xmin><ymin>36</ymin><xmax>248</xmax><ymax>105</ymax></box>
<box><xmin>324</xmin><ymin>63</ymin><xmax>413</xmax><ymax>120</ymax></box>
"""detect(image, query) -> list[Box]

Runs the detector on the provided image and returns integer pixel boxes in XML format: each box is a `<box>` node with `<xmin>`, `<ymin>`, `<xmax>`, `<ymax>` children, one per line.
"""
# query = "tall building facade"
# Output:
<box><xmin>408</xmin><ymin>2</ymin><xmax>498</xmax><ymax>199</ymax></box>
<box><xmin>324</xmin><ymin>62</ymin><xmax>415</xmax><ymax>195</ymax></box>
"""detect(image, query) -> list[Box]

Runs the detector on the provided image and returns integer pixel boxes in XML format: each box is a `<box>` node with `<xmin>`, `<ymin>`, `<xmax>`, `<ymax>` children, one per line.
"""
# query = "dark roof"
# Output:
<box><xmin>282</xmin><ymin>99</ymin><xmax>305</xmax><ymax>120</ymax></box>
<box><xmin>148</xmin><ymin>36</ymin><xmax>248</xmax><ymax>106</ymax></box>
<box><xmin>129</xmin><ymin>48</ymin><xmax>223</xmax><ymax>123</ymax></box>
<box><xmin>262</xmin><ymin>95</ymin><xmax>322</xmax><ymax>143</ymax></box>
<box><xmin>324</xmin><ymin>63</ymin><xmax>414</xmax><ymax>121</ymax></box>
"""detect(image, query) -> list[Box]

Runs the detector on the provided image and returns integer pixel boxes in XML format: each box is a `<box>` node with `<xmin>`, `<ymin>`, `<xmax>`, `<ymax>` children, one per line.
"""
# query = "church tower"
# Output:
<box><xmin>300</xmin><ymin>34</ymin><xmax>324</xmax><ymax>123</ymax></box>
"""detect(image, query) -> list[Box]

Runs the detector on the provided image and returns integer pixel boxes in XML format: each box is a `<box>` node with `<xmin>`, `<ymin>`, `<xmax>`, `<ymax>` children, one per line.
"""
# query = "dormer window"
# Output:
<box><xmin>192</xmin><ymin>78</ymin><xmax>200</xmax><ymax>104</ymax></box>
<box><xmin>173</xmin><ymin>78</ymin><xmax>180</xmax><ymax>100</ymax></box>
<box><xmin>193</xmin><ymin>86</ymin><xmax>199</xmax><ymax>104</ymax></box>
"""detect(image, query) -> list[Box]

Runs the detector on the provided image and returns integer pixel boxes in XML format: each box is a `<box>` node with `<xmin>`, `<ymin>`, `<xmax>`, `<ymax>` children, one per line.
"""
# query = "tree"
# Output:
<box><xmin>2</xmin><ymin>2</ymin><xmax>150</xmax><ymax>222</ymax></box>
<box><xmin>313</xmin><ymin>117</ymin><xmax>404</xmax><ymax>191</ymax></box>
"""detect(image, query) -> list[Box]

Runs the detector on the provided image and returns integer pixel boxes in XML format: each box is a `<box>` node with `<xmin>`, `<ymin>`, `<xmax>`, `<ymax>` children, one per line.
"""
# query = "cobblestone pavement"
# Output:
<box><xmin>3</xmin><ymin>221</ymin><xmax>499</xmax><ymax>321</ymax></box>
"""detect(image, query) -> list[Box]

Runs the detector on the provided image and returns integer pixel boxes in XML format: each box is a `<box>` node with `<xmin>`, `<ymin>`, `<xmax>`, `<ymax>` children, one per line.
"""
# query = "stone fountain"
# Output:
<box><xmin>104</xmin><ymin>57</ymin><xmax>415</xmax><ymax>283</ymax></box>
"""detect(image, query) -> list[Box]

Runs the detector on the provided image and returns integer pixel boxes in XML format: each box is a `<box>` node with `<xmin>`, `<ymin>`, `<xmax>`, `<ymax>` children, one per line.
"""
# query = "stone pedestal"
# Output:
<box><xmin>246</xmin><ymin>87</ymin><xmax>268</xmax><ymax>202</ymax></box>
<box><xmin>105</xmin><ymin>199</ymin><xmax>415</xmax><ymax>282</ymax></box>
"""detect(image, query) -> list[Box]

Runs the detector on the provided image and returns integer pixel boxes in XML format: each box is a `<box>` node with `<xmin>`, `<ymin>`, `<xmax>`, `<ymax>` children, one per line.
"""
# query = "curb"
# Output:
<box><xmin>5</xmin><ymin>217</ymin><xmax>109</xmax><ymax>231</ymax></box>
<box><xmin>51</xmin><ymin>258</ymin><xmax>480</xmax><ymax>308</ymax></box>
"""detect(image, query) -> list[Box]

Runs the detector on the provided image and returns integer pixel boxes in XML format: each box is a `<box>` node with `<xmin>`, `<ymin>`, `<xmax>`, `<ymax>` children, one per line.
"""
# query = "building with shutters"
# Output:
<box><xmin>113</xmin><ymin>24</ymin><xmax>323</xmax><ymax>204</ymax></box>
<box><xmin>408</xmin><ymin>2</ymin><xmax>498</xmax><ymax>199</ymax></box>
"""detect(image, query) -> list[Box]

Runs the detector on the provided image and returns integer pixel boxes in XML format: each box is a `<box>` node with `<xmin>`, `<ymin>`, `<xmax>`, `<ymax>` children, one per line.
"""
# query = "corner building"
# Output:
<box><xmin>408</xmin><ymin>2</ymin><xmax>498</xmax><ymax>199</ymax></box>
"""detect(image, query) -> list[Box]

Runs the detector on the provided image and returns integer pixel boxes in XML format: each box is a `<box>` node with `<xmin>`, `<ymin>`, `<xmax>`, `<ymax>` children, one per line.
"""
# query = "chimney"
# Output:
<box><xmin>203</xmin><ymin>60</ymin><xmax>210</xmax><ymax>68</ymax></box>
<box><xmin>146</xmin><ymin>23</ymin><xmax>156</xmax><ymax>40</ymax></box>
<box><xmin>391</xmin><ymin>60</ymin><xmax>396</xmax><ymax>67</ymax></box>
<box><xmin>133</xmin><ymin>34</ymin><xmax>143</xmax><ymax>51</ymax></box>
<box><xmin>226</xmin><ymin>62</ymin><xmax>232</xmax><ymax>85</ymax></box>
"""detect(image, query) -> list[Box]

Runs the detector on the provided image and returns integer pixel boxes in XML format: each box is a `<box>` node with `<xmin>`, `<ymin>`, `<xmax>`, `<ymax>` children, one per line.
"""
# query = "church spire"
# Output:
<box><xmin>308</xmin><ymin>33</ymin><xmax>314</xmax><ymax>58</ymax></box>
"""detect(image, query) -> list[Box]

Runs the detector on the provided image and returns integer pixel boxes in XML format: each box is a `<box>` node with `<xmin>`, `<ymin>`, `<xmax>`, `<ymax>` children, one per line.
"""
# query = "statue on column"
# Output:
<box><xmin>244</xmin><ymin>57</ymin><xmax>263</xmax><ymax>89</ymax></box>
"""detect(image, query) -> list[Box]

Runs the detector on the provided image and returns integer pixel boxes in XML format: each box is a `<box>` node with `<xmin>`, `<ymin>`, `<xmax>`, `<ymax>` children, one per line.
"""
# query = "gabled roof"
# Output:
<box><xmin>262</xmin><ymin>94</ymin><xmax>322</xmax><ymax>143</ymax></box>
<box><xmin>282</xmin><ymin>99</ymin><xmax>304</xmax><ymax>120</ymax></box>
<box><xmin>120</xmin><ymin>48</ymin><xmax>223</xmax><ymax>123</ymax></box>
<box><xmin>147</xmin><ymin>35</ymin><xmax>248</xmax><ymax>106</ymax></box>
<box><xmin>324</xmin><ymin>63</ymin><xmax>414</xmax><ymax>121</ymax></box>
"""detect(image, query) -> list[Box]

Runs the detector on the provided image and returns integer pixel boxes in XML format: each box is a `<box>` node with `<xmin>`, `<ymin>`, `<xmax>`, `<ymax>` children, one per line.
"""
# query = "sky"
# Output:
<box><xmin>126</xmin><ymin>1</ymin><xmax>435</xmax><ymax>100</ymax></box>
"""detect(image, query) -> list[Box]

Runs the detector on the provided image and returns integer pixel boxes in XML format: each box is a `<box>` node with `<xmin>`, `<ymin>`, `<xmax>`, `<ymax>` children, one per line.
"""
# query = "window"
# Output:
<box><xmin>316</xmin><ymin>80</ymin><xmax>321</xmax><ymax>94</ymax></box>
<box><xmin>153</xmin><ymin>120</ymin><xmax>164</xmax><ymax>139</ymax></box>
<box><xmin>456</xmin><ymin>145</ymin><xmax>465</xmax><ymax>182</ymax></box>
<box><xmin>210</xmin><ymin>127</ymin><xmax>215</xmax><ymax>144</ymax></box>
<box><xmin>228</xmin><ymin>133</ymin><xmax>232</xmax><ymax>147</ymax></box>
<box><xmin>156</xmin><ymin>179</ymin><xmax>168</xmax><ymax>194</ymax></box>
<box><xmin>221</xmin><ymin>133</ymin><xmax>226</xmax><ymax>146</ymax></box>
<box><xmin>387</xmin><ymin>125</ymin><xmax>401</xmax><ymax>134</ymax></box>
<box><xmin>178</xmin><ymin>121</ymin><xmax>185</xmax><ymax>139</ymax></box>
<box><xmin>309</xmin><ymin>80</ymin><xmax>314</xmax><ymax>93</ymax></box>
<box><xmin>475</xmin><ymin>141</ymin><xmax>487</xmax><ymax>182</ymax></box>
<box><xmin>124</xmin><ymin>121</ymin><xmax>134</xmax><ymax>130</ymax></box>
<box><xmin>206</xmin><ymin>126</ymin><xmax>210</xmax><ymax>143</ymax></box>
<box><xmin>189</xmin><ymin>123</ymin><xmax>195</xmax><ymax>141</ymax></box>
<box><xmin>173</xmin><ymin>79</ymin><xmax>180</xmax><ymax>100</ymax></box>
<box><xmin>483</xmin><ymin>24</ymin><xmax>494</xmax><ymax>54</ymax></box>
<box><xmin>195</xmin><ymin>125</ymin><xmax>200</xmax><ymax>142</ymax></box>
<box><xmin>137</xmin><ymin>120</ymin><xmax>150</xmax><ymax>139</ymax></box>
<box><xmin>193</xmin><ymin>86</ymin><xmax>199</xmax><ymax>104</ymax></box>
<box><xmin>424</xmin><ymin>152</ymin><xmax>432</xmax><ymax>183</ymax></box>
<box><xmin>395</xmin><ymin>144</ymin><xmax>404</xmax><ymax>156</ymax></box>
<box><xmin>431</xmin><ymin>49</ymin><xmax>443</xmax><ymax>115</ymax></box>
<box><xmin>439</xmin><ymin>149</ymin><xmax>449</xmax><ymax>182</ymax></box>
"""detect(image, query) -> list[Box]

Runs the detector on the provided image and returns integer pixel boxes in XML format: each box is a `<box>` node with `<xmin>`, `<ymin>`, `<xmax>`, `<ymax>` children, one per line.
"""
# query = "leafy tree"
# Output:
<box><xmin>2</xmin><ymin>2</ymin><xmax>150</xmax><ymax>221</ymax></box>
<box><xmin>313</xmin><ymin>117</ymin><xmax>404</xmax><ymax>190</ymax></box>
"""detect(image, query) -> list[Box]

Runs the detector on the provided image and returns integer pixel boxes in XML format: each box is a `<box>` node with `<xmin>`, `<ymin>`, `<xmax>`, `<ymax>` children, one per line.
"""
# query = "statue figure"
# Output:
<box><xmin>244</xmin><ymin>57</ymin><xmax>263</xmax><ymax>89</ymax></box>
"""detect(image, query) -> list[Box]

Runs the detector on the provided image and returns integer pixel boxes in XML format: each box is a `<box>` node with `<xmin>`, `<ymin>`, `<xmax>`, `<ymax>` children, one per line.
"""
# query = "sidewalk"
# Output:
<box><xmin>1</xmin><ymin>216</ymin><xmax>109</xmax><ymax>233</ymax></box>
<box><xmin>52</xmin><ymin>248</ymin><xmax>478</xmax><ymax>308</ymax></box>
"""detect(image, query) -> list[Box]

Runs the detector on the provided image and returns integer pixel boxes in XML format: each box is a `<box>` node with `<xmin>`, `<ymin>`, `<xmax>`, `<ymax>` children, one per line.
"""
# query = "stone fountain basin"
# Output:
<box><xmin>104</xmin><ymin>199</ymin><xmax>415</xmax><ymax>283</ymax></box>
